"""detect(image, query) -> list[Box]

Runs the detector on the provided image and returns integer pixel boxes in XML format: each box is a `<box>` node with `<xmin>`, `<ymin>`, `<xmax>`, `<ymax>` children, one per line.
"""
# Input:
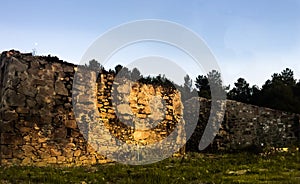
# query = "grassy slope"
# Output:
<box><xmin>0</xmin><ymin>152</ymin><xmax>300</xmax><ymax>184</ymax></box>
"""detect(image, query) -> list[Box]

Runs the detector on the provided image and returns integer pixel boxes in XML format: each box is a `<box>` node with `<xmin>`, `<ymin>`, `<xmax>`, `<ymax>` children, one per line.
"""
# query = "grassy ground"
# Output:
<box><xmin>0</xmin><ymin>152</ymin><xmax>300</xmax><ymax>184</ymax></box>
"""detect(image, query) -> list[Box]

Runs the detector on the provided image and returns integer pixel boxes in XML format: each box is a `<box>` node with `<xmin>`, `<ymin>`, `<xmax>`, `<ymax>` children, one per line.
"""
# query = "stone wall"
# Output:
<box><xmin>0</xmin><ymin>51</ymin><xmax>299</xmax><ymax>166</ymax></box>
<box><xmin>0</xmin><ymin>51</ymin><xmax>185</xmax><ymax>166</ymax></box>
<box><xmin>186</xmin><ymin>98</ymin><xmax>300</xmax><ymax>152</ymax></box>
<box><xmin>72</xmin><ymin>66</ymin><xmax>186</xmax><ymax>165</ymax></box>
<box><xmin>0</xmin><ymin>50</ymin><xmax>98</xmax><ymax>166</ymax></box>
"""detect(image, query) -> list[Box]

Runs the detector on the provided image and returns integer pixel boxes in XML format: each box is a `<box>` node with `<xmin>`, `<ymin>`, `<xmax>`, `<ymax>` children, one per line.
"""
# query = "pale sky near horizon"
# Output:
<box><xmin>1</xmin><ymin>0</ymin><xmax>300</xmax><ymax>87</ymax></box>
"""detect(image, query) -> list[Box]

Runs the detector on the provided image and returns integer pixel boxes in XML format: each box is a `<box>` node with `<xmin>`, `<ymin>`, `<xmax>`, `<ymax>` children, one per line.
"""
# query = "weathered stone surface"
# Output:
<box><xmin>0</xmin><ymin>51</ymin><xmax>299</xmax><ymax>167</ymax></box>
<box><xmin>21</xmin><ymin>157</ymin><xmax>32</xmax><ymax>165</ymax></box>
<box><xmin>22</xmin><ymin>145</ymin><xmax>35</xmax><ymax>154</ymax></box>
<box><xmin>1</xmin><ymin>145</ymin><xmax>12</xmax><ymax>158</ymax></box>
<box><xmin>63</xmin><ymin>65</ymin><xmax>74</xmax><ymax>73</ymax></box>
<box><xmin>1</xmin><ymin>133</ymin><xmax>14</xmax><ymax>144</ymax></box>
<box><xmin>74</xmin><ymin>150</ymin><xmax>81</xmax><ymax>157</ymax></box>
<box><xmin>39</xmin><ymin>151</ymin><xmax>51</xmax><ymax>159</ymax></box>
<box><xmin>65</xmin><ymin>120</ymin><xmax>77</xmax><ymax>129</ymax></box>
<box><xmin>66</xmin><ymin>143</ymin><xmax>76</xmax><ymax>149</ymax></box>
<box><xmin>4</xmin><ymin>89</ymin><xmax>26</xmax><ymax>106</ymax></box>
<box><xmin>3</xmin><ymin>110</ymin><xmax>18</xmax><ymax>121</ymax></box>
<box><xmin>63</xmin><ymin>149</ymin><xmax>74</xmax><ymax>158</ymax></box>
<box><xmin>133</xmin><ymin>131</ymin><xmax>150</xmax><ymax>141</ymax></box>
<box><xmin>36</xmin><ymin>162</ymin><xmax>47</xmax><ymax>167</ymax></box>
<box><xmin>9</xmin><ymin>58</ymin><xmax>28</xmax><ymax>72</ymax></box>
<box><xmin>23</xmin><ymin>135</ymin><xmax>31</xmax><ymax>142</ymax></box>
<box><xmin>57</xmin><ymin>156</ymin><xmax>66</xmax><ymax>163</ymax></box>
<box><xmin>117</xmin><ymin>83</ymin><xmax>130</xmax><ymax>94</ymax></box>
<box><xmin>38</xmin><ymin>137</ymin><xmax>48</xmax><ymax>143</ymax></box>
<box><xmin>19</xmin><ymin>85</ymin><xmax>37</xmax><ymax>97</ymax></box>
<box><xmin>39</xmin><ymin>86</ymin><xmax>55</xmax><ymax>96</ymax></box>
<box><xmin>26</xmin><ymin>98</ymin><xmax>37</xmax><ymax>107</ymax></box>
<box><xmin>55</xmin><ymin>81</ymin><xmax>68</xmax><ymax>96</ymax></box>
<box><xmin>53</xmin><ymin>128</ymin><xmax>67</xmax><ymax>139</ymax></box>
<box><xmin>52</xmin><ymin>63</ymin><xmax>63</xmax><ymax>73</ymax></box>
<box><xmin>116</xmin><ymin>104</ymin><xmax>133</xmax><ymax>115</ymax></box>
<box><xmin>46</xmin><ymin>157</ymin><xmax>57</xmax><ymax>164</ymax></box>
<box><xmin>16</xmin><ymin>107</ymin><xmax>30</xmax><ymax>114</ymax></box>
<box><xmin>19</xmin><ymin>127</ymin><xmax>32</xmax><ymax>133</ymax></box>
<box><xmin>13</xmin><ymin>149</ymin><xmax>25</xmax><ymax>159</ymax></box>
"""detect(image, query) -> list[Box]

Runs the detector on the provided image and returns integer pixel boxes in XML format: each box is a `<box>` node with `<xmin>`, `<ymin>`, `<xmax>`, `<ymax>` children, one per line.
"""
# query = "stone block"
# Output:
<box><xmin>46</xmin><ymin>157</ymin><xmax>57</xmax><ymax>164</ymax></box>
<box><xmin>38</xmin><ymin>137</ymin><xmax>48</xmax><ymax>143</ymax></box>
<box><xmin>55</xmin><ymin>81</ymin><xmax>68</xmax><ymax>96</ymax></box>
<box><xmin>136</xmin><ymin>113</ymin><xmax>147</xmax><ymax>119</ymax></box>
<box><xmin>16</xmin><ymin>107</ymin><xmax>30</xmax><ymax>114</ymax></box>
<box><xmin>21</xmin><ymin>157</ymin><xmax>32</xmax><ymax>165</ymax></box>
<box><xmin>39</xmin><ymin>151</ymin><xmax>51</xmax><ymax>159</ymax></box>
<box><xmin>66</xmin><ymin>143</ymin><xmax>76</xmax><ymax>149</ymax></box>
<box><xmin>63</xmin><ymin>65</ymin><xmax>74</xmax><ymax>73</ymax></box>
<box><xmin>3</xmin><ymin>110</ymin><xmax>18</xmax><ymax>121</ymax></box>
<box><xmin>9</xmin><ymin>59</ymin><xmax>28</xmax><ymax>72</ymax></box>
<box><xmin>13</xmin><ymin>149</ymin><xmax>25</xmax><ymax>159</ymax></box>
<box><xmin>1</xmin><ymin>133</ymin><xmax>15</xmax><ymax>144</ymax></box>
<box><xmin>79</xmin><ymin>155</ymin><xmax>87</xmax><ymax>161</ymax></box>
<box><xmin>63</xmin><ymin>149</ymin><xmax>74</xmax><ymax>158</ymax></box>
<box><xmin>4</xmin><ymin>89</ymin><xmax>26</xmax><ymax>106</ymax></box>
<box><xmin>65</xmin><ymin>120</ymin><xmax>78</xmax><ymax>129</ymax></box>
<box><xmin>1</xmin><ymin>145</ymin><xmax>13</xmax><ymax>158</ymax></box>
<box><xmin>0</xmin><ymin>121</ymin><xmax>14</xmax><ymax>133</ymax></box>
<box><xmin>74</xmin><ymin>149</ymin><xmax>81</xmax><ymax>157</ymax></box>
<box><xmin>22</xmin><ymin>145</ymin><xmax>35</xmax><ymax>155</ymax></box>
<box><xmin>117</xmin><ymin>104</ymin><xmax>133</xmax><ymax>115</ymax></box>
<box><xmin>53</xmin><ymin>128</ymin><xmax>67</xmax><ymax>140</ymax></box>
<box><xmin>165</xmin><ymin>115</ymin><xmax>173</xmax><ymax>121</ymax></box>
<box><xmin>117</xmin><ymin>84</ymin><xmax>130</xmax><ymax>94</ymax></box>
<box><xmin>20</xmin><ymin>127</ymin><xmax>32</xmax><ymax>134</ymax></box>
<box><xmin>26</xmin><ymin>98</ymin><xmax>37</xmax><ymax>107</ymax></box>
<box><xmin>19</xmin><ymin>85</ymin><xmax>37</xmax><ymax>97</ymax></box>
<box><xmin>50</xmin><ymin>148</ymin><xmax>62</xmax><ymax>156</ymax></box>
<box><xmin>36</xmin><ymin>162</ymin><xmax>47</xmax><ymax>167</ymax></box>
<box><xmin>57</xmin><ymin>156</ymin><xmax>66</xmax><ymax>163</ymax></box>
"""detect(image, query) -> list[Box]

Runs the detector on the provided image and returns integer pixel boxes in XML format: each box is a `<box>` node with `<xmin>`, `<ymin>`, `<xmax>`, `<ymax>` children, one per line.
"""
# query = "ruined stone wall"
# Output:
<box><xmin>0</xmin><ymin>51</ymin><xmax>101</xmax><ymax>166</ymax></box>
<box><xmin>225</xmin><ymin>100</ymin><xmax>299</xmax><ymax>150</ymax></box>
<box><xmin>186</xmin><ymin>98</ymin><xmax>300</xmax><ymax>152</ymax></box>
<box><xmin>0</xmin><ymin>51</ymin><xmax>299</xmax><ymax>166</ymax></box>
<box><xmin>72</xmin><ymin>67</ymin><xmax>186</xmax><ymax>164</ymax></box>
<box><xmin>0</xmin><ymin>51</ymin><xmax>185</xmax><ymax>166</ymax></box>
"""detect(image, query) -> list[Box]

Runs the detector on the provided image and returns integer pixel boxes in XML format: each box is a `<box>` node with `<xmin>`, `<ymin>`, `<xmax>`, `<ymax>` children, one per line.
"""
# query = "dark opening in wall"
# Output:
<box><xmin>66</xmin><ymin>128</ymin><xmax>72</xmax><ymax>138</ymax></box>
<box><xmin>293</xmin><ymin>115</ymin><xmax>300</xmax><ymax>143</ymax></box>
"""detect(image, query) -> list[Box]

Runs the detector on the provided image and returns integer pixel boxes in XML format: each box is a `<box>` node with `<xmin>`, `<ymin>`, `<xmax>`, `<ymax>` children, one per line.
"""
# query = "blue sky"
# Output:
<box><xmin>1</xmin><ymin>0</ymin><xmax>300</xmax><ymax>87</ymax></box>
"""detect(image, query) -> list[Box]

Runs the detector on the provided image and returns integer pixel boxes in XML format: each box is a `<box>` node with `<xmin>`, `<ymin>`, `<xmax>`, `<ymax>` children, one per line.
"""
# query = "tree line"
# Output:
<box><xmin>193</xmin><ymin>68</ymin><xmax>300</xmax><ymax>114</ymax></box>
<box><xmin>86</xmin><ymin>60</ymin><xmax>300</xmax><ymax>114</ymax></box>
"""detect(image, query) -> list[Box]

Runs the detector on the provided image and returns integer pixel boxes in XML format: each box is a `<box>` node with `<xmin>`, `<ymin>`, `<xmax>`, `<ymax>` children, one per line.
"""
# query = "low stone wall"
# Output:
<box><xmin>186</xmin><ymin>98</ymin><xmax>300</xmax><ymax>152</ymax></box>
